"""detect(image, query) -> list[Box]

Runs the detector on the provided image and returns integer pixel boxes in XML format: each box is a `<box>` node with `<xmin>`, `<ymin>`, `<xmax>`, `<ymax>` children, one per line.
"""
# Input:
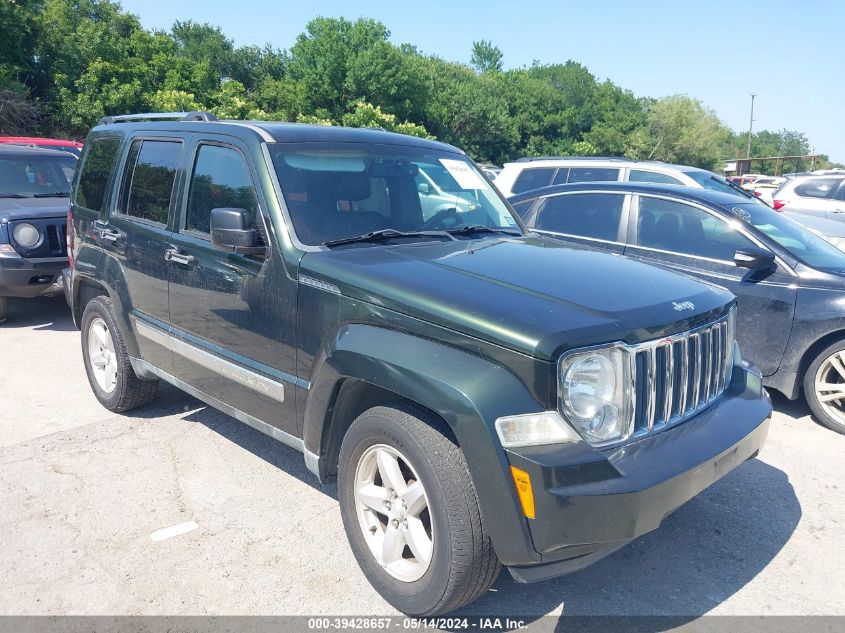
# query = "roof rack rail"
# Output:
<box><xmin>97</xmin><ymin>111</ymin><xmax>219</xmax><ymax>126</ymax></box>
<box><xmin>515</xmin><ymin>156</ymin><xmax>632</xmax><ymax>162</ymax></box>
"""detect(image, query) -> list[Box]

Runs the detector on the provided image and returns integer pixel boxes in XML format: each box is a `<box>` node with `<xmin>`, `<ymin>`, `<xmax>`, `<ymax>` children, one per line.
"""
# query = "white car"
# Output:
<box><xmin>771</xmin><ymin>174</ymin><xmax>845</xmax><ymax>220</ymax></box>
<box><xmin>749</xmin><ymin>177</ymin><xmax>786</xmax><ymax>203</ymax></box>
<box><xmin>493</xmin><ymin>157</ymin><xmax>751</xmax><ymax>199</ymax></box>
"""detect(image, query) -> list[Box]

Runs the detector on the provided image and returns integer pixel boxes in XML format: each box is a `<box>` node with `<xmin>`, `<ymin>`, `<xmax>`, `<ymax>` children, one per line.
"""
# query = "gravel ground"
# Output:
<box><xmin>1</xmin><ymin>295</ymin><xmax>843</xmax><ymax>619</ymax></box>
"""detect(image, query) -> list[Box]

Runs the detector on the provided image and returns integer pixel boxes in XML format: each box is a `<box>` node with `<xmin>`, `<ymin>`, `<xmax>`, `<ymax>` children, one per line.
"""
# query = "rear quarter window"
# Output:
<box><xmin>74</xmin><ymin>137</ymin><xmax>121</xmax><ymax>212</ymax></box>
<box><xmin>794</xmin><ymin>178</ymin><xmax>843</xmax><ymax>199</ymax></box>
<box><xmin>512</xmin><ymin>167</ymin><xmax>555</xmax><ymax>194</ymax></box>
<box><xmin>628</xmin><ymin>169</ymin><xmax>682</xmax><ymax>185</ymax></box>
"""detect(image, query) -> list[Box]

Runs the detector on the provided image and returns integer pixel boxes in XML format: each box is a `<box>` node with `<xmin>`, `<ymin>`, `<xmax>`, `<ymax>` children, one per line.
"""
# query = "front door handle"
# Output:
<box><xmin>164</xmin><ymin>248</ymin><xmax>196</xmax><ymax>266</ymax></box>
<box><xmin>93</xmin><ymin>220</ymin><xmax>121</xmax><ymax>242</ymax></box>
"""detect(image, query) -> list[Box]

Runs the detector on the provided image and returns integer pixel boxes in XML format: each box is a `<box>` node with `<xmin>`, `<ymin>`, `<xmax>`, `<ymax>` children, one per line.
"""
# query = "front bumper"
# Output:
<box><xmin>503</xmin><ymin>364</ymin><xmax>771</xmax><ymax>583</ymax></box>
<box><xmin>0</xmin><ymin>253</ymin><xmax>66</xmax><ymax>298</ymax></box>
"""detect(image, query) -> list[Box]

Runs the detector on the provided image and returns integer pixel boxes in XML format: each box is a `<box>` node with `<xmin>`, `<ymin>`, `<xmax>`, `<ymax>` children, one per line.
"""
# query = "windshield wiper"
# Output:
<box><xmin>446</xmin><ymin>224</ymin><xmax>522</xmax><ymax>237</ymax></box>
<box><xmin>0</xmin><ymin>193</ymin><xmax>28</xmax><ymax>198</ymax></box>
<box><xmin>33</xmin><ymin>191</ymin><xmax>70</xmax><ymax>198</ymax></box>
<box><xmin>323</xmin><ymin>228</ymin><xmax>457</xmax><ymax>247</ymax></box>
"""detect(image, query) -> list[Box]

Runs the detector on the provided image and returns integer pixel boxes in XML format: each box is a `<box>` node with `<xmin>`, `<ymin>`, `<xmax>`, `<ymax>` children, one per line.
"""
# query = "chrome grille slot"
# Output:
<box><xmin>632</xmin><ymin>309</ymin><xmax>735</xmax><ymax>438</ymax></box>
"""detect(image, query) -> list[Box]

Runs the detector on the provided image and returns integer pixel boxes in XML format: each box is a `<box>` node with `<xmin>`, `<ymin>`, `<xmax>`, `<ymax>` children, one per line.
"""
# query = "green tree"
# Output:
<box><xmin>340</xmin><ymin>100</ymin><xmax>431</xmax><ymax>138</ymax></box>
<box><xmin>627</xmin><ymin>95</ymin><xmax>731</xmax><ymax>169</ymax></box>
<box><xmin>470</xmin><ymin>40</ymin><xmax>503</xmax><ymax>73</ymax></box>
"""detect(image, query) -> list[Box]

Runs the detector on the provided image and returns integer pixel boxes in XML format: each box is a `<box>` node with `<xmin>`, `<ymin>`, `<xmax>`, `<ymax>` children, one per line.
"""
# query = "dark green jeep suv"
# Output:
<box><xmin>65</xmin><ymin>112</ymin><xmax>772</xmax><ymax>615</ymax></box>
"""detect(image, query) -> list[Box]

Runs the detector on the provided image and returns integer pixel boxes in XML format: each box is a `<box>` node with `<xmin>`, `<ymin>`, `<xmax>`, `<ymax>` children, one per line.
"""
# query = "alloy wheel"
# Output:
<box><xmin>353</xmin><ymin>444</ymin><xmax>434</xmax><ymax>583</ymax></box>
<box><xmin>814</xmin><ymin>349</ymin><xmax>845</xmax><ymax>426</ymax></box>
<box><xmin>88</xmin><ymin>317</ymin><xmax>118</xmax><ymax>393</ymax></box>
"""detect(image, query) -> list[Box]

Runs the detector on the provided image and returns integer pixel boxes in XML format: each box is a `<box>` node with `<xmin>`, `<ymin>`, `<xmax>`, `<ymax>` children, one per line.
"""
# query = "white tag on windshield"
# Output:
<box><xmin>439</xmin><ymin>158</ymin><xmax>485</xmax><ymax>190</ymax></box>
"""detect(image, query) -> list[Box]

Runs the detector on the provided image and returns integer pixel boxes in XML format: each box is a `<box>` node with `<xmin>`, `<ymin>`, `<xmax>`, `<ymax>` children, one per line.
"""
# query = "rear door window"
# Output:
<box><xmin>511</xmin><ymin>167</ymin><xmax>555</xmax><ymax>194</ymax></box>
<box><xmin>568</xmin><ymin>167</ymin><xmax>620</xmax><ymax>183</ymax></box>
<box><xmin>75</xmin><ymin>137</ymin><xmax>121</xmax><ymax>212</ymax></box>
<box><xmin>118</xmin><ymin>139</ymin><xmax>182</xmax><ymax>225</ymax></box>
<box><xmin>532</xmin><ymin>193</ymin><xmax>625</xmax><ymax>241</ymax></box>
<box><xmin>629</xmin><ymin>169</ymin><xmax>683</xmax><ymax>185</ymax></box>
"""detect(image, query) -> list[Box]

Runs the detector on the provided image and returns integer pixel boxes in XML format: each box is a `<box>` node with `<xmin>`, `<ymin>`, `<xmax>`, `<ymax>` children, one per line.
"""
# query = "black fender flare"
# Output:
<box><xmin>302</xmin><ymin>323</ymin><xmax>544</xmax><ymax>565</ymax></box>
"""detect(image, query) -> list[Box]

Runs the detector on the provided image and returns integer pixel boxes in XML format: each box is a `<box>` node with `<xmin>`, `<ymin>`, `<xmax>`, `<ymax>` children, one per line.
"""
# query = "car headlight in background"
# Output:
<box><xmin>559</xmin><ymin>345</ymin><xmax>633</xmax><ymax>446</ymax></box>
<box><xmin>12</xmin><ymin>223</ymin><xmax>42</xmax><ymax>248</ymax></box>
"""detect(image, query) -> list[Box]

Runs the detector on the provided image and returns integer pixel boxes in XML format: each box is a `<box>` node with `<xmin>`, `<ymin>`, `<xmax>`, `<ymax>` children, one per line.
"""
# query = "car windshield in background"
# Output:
<box><xmin>0</xmin><ymin>153</ymin><xmax>77</xmax><ymax>197</ymax></box>
<box><xmin>686</xmin><ymin>170</ymin><xmax>752</xmax><ymax>197</ymax></box>
<box><xmin>269</xmin><ymin>144</ymin><xmax>520</xmax><ymax>246</ymax></box>
<box><xmin>727</xmin><ymin>203</ymin><xmax>845</xmax><ymax>271</ymax></box>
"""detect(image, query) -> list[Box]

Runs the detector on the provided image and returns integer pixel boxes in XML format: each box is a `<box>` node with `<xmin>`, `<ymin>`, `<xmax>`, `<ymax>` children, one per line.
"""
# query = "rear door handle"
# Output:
<box><xmin>164</xmin><ymin>248</ymin><xmax>195</xmax><ymax>266</ymax></box>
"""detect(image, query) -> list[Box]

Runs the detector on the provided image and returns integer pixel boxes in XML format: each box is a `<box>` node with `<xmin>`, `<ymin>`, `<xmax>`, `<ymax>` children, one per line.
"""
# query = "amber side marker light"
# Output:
<box><xmin>510</xmin><ymin>466</ymin><xmax>535</xmax><ymax>519</ymax></box>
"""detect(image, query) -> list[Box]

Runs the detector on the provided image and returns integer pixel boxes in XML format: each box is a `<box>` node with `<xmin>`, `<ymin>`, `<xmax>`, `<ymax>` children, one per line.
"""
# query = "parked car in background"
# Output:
<box><xmin>780</xmin><ymin>212</ymin><xmax>845</xmax><ymax>251</ymax></box>
<box><xmin>510</xmin><ymin>181</ymin><xmax>845</xmax><ymax>435</ymax></box>
<box><xmin>739</xmin><ymin>174</ymin><xmax>766</xmax><ymax>186</ymax></box>
<box><xmin>0</xmin><ymin>136</ymin><xmax>83</xmax><ymax>157</ymax></box>
<box><xmin>64</xmin><ymin>112</ymin><xmax>771</xmax><ymax>615</ymax></box>
<box><xmin>476</xmin><ymin>163</ymin><xmax>501</xmax><ymax>181</ymax></box>
<box><xmin>0</xmin><ymin>145</ymin><xmax>77</xmax><ymax>322</ymax></box>
<box><xmin>493</xmin><ymin>156</ymin><xmax>752</xmax><ymax>199</ymax></box>
<box><xmin>749</xmin><ymin>176</ymin><xmax>785</xmax><ymax>203</ymax></box>
<box><xmin>771</xmin><ymin>174</ymin><xmax>845</xmax><ymax>217</ymax></box>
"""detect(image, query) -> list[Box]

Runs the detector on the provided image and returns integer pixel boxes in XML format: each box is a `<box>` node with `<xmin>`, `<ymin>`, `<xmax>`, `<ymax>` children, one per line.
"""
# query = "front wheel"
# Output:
<box><xmin>804</xmin><ymin>340</ymin><xmax>845</xmax><ymax>435</ymax></box>
<box><xmin>337</xmin><ymin>404</ymin><xmax>500</xmax><ymax>616</ymax></box>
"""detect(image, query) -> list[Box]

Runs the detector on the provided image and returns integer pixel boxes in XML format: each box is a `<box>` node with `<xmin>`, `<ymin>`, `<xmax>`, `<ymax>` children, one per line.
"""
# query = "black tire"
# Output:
<box><xmin>337</xmin><ymin>404</ymin><xmax>500</xmax><ymax>616</ymax></box>
<box><xmin>80</xmin><ymin>296</ymin><xmax>158</xmax><ymax>412</ymax></box>
<box><xmin>804</xmin><ymin>339</ymin><xmax>845</xmax><ymax>435</ymax></box>
<box><xmin>0</xmin><ymin>296</ymin><xmax>7</xmax><ymax>324</ymax></box>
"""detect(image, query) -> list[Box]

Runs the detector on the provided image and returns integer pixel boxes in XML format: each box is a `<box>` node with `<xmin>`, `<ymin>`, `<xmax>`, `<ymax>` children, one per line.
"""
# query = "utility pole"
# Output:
<box><xmin>745</xmin><ymin>93</ymin><xmax>756</xmax><ymax>162</ymax></box>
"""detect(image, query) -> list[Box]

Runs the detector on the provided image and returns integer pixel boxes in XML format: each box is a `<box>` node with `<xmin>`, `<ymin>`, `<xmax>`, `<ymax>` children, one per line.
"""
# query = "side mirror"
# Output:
<box><xmin>210</xmin><ymin>208</ymin><xmax>265</xmax><ymax>256</ymax></box>
<box><xmin>417</xmin><ymin>182</ymin><xmax>430</xmax><ymax>195</ymax></box>
<box><xmin>734</xmin><ymin>247</ymin><xmax>775</xmax><ymax>270</ymax></box>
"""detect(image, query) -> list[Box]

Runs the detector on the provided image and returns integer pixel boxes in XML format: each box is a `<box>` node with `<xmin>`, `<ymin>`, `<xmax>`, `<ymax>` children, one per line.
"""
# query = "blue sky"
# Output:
<box><xmin>120</xmin><ymin>0</ymin><xmax>844</xmax><ymax>162</ymax></box>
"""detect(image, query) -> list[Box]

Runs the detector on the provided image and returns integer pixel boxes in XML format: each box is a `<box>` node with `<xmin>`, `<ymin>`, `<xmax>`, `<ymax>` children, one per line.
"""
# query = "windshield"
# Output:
<box><xmin>0</xmin><ymin>153</ymin><xmax>77</xmax><ymax>197</ymax></box>
<box><xmin>269</xmin><ymin>143</ymin><xmax>520</xmax><ymax>246</ymax></box>
<box><xmin>727</xmin><ymin>203</ymin><xmax>845</xmax><ymax>271</ymax></box>
<box><xmin>686</xmin><ymin>170</ymin><xmax>753</xmax><ymax>198</ymax></box>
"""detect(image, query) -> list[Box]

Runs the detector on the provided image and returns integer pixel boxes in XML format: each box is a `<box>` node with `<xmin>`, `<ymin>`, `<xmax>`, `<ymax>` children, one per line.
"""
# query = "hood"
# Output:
<box><xmin>301</xmin><ymin>236</ymin><xmax>734</xmax><ymax>360</ymax></box>
<box><xmin>0</xmin><ymin>197</ymin><xmax>69</xmax><ymax>222</ymax></box>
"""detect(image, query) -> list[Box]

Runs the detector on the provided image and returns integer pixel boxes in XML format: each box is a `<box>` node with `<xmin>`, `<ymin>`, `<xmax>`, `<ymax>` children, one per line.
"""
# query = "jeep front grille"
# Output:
<box><xmin>632</xmin><ymin>308</ymin><xmax>736</xmax><ymax>437</ymax></box>
<box><xmin>8</xmin><ymin>218</ymin><xmax>68</xmax><ymax>258</ymax></box>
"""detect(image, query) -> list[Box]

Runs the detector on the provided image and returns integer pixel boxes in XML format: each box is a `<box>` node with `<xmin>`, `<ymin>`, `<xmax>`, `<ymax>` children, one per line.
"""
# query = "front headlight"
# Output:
<box><xmin>12</xmin><ymin>223</ymin><xmax>42</xmax><ymax>248</ymax></box>
<box><xmin>559</xmin><ymin>345</ymin><xmax>633</xmax><ymax>446</ymax></box>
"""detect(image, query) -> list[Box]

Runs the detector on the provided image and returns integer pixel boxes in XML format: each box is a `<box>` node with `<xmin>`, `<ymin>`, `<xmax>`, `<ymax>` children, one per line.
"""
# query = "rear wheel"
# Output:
<box><xmin>337</xmin><ymin>404</ymin><xmax>500</xmax><ymax>616</ymax></box>
<box><xmin>804</xmin><ymin>340</ymin><xmax>845</xmax><ymax>435</ymax></box>
<box><xmin>81</xmin><ymin>296</ymin><xmax>158</xmax><ymax>412</ymax></box>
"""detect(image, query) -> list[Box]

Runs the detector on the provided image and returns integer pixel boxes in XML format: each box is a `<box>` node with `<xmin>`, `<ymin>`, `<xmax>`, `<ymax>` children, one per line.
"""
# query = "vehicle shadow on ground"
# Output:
<box><xmin>174</xmin><ymin>395</ymin><xmax>799</xmax><ymax>625</ymax></box>
<box><xmin>179</xmin><ymin>401</ymin><xmax>339</xmax><ymax>499</ymax></box>
<box><xmin>1</xmin><ymin>295</ymin><xmax>77</xmax><ymax>332</ymax></box>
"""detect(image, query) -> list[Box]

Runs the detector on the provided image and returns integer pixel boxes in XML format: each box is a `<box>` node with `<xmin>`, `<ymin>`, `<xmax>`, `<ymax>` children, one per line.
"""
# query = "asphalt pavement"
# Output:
<box><xmin>1</xmin><ymin>296</ymin><xmax>843</xmax><ymax>619</ymax></box>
